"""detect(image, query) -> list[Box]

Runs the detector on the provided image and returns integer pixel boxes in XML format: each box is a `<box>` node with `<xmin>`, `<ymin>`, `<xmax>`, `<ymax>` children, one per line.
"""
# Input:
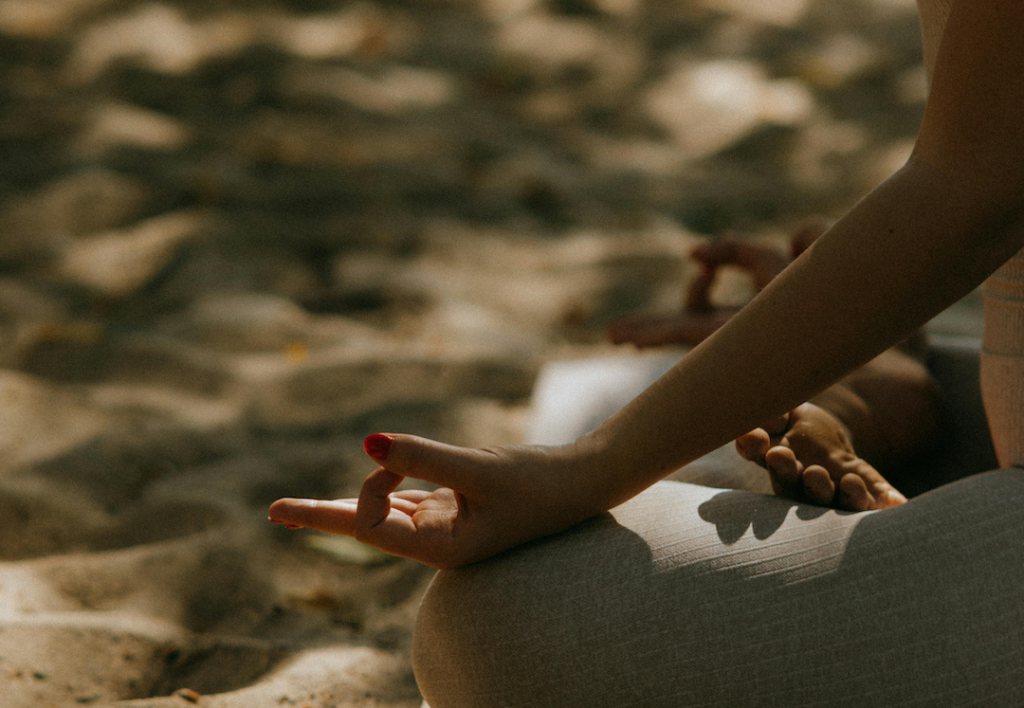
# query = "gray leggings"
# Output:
<box><xmin>414</xmin><ymin>469</ymin><xmax>1024</xmax><ymax>707</ymax></box>
<box><xmin>414</xmin><ymin>339</ymin><xmax>1023</xmax><ymax>707</ymax></box>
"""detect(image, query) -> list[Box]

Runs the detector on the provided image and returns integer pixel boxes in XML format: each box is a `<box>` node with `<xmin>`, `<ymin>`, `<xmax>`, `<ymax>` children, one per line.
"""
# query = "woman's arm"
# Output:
<box><xmin>585</xmin><ymin>167</ymin><xmax>1024</xmax><ymax>509</ymax></box>
<box><xmin>579</xmin><ymin>0</ymin><xmax>1024</xmax><ymax>511</ymax></box>
<box><xmin>271</xmin><ymin>0</ymin><xmax>1024</xmax><ymax>568</ymax></box>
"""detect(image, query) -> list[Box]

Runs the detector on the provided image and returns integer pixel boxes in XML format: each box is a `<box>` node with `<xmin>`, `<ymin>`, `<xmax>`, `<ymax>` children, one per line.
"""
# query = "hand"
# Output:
<box><xmin>269</xmin><ymin>435</ymin><xmax>600</xmax><ymax>569</ymax></box>
<box><xmin>608</xmin><ymin>218</ymin><xmax>831</xmax><ymax>349</ymax></box>
<box><xmin>608</xmin><ymin>237</ymin><xmax>790</xmax><ymax>348</ymax></box>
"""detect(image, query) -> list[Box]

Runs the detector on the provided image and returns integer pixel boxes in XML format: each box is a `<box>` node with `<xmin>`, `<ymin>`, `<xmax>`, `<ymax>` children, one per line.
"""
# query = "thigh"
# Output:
<box><xmin>414</xmin><ymin>471</ymin><xmax>1024</xmax><ymax>708</ymax></box>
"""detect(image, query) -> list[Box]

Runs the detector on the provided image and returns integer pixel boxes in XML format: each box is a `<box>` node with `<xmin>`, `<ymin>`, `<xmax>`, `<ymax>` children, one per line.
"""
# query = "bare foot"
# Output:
<box><xmin>608</xmin><ymin>218</ymin><xmax>831</xmax><ymax>348</ymax></box>
<box><xmin>736</xmin><ymin>403</ymin><xmax>907</xmax><ymax>511</ymax></box>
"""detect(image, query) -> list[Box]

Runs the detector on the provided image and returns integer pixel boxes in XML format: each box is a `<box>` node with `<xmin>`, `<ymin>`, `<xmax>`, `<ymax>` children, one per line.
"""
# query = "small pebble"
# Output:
<box><xmin>175</xmin><ymin>688</ymin><xmax>201</xmax><ymax>703</ymax></box>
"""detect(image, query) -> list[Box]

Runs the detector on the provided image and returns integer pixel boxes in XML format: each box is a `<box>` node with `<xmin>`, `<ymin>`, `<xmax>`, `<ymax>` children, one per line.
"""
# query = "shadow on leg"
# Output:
<box><xmin>415</xmin><ymin>472</ymin><xmax>1024</xmax><ymax>707</ymax></box>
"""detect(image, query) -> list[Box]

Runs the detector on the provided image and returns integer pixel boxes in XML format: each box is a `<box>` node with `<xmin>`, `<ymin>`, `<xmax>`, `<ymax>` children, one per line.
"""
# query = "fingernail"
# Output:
<box><xmin>285</xmin><ymin>524</ymin><xmax>302</xmax><ymax>530</ymax></box>
<box><xmin>364</xmin><ymin>433</ymin><xmax>394</xmax><ymax>461</ymax></box>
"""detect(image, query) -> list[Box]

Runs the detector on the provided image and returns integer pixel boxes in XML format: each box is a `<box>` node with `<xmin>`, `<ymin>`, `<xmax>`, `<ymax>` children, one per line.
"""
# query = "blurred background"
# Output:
<box><xmin>1</xmin><ymin>0</ymin><xmax>931</xmax><ymax>384</ymax></box>
<box><xmin>0</xmin><ymin>1</ymin><xmax>949</xmax><ymax>706</ymax></box>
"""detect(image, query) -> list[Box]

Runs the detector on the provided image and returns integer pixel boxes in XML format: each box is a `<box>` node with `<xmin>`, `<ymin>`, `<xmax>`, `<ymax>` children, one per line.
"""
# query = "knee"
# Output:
<box><xmin>411</xmin><ymin>483</ymin><xmax>726</xmax><ymax>707</ymax></box>
<box><xmin>412</xmin><ymin>569</ymin><xmax>487</xmax><ymax>707</ymax></box>
<box><xmin>411</xmin><ymin>512</ymin><xmax>659</xmax><ymax>707</ymax></box>
<box><xmin>411</xmin><ymin>556</ymin><xmax>554</xmax><ymax>707</ymax></box>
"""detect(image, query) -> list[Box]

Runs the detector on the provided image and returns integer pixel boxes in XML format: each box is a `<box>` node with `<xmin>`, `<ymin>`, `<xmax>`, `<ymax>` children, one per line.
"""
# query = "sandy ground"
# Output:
<box><xmin>0</xmin><ymin>0</ymin><xmax>982</xmax><ymax>705</ymax></box>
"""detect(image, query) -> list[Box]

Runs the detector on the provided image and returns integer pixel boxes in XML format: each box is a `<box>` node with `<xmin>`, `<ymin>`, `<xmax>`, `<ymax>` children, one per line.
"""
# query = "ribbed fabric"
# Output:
<box><xmin>982</xmin><ymin>249</ymin><xmax>1024</xmax><ymax>467</ymax></box>
<box><xmin>415</xmin><ymin>475</ymin><xmax>1024</xmax><ymax>707</ymax></box>
<box><xmin>414</xmin><ymin>4</ymin><xmax>1024</xmax><ymax>706</ymax></box>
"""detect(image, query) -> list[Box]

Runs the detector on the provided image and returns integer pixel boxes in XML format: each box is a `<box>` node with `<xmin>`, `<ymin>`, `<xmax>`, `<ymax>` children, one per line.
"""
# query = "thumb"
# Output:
<box><xmin>363</xmin><ymin>433</ymin><xmax>484</xmax><ymax>492</ymax></box>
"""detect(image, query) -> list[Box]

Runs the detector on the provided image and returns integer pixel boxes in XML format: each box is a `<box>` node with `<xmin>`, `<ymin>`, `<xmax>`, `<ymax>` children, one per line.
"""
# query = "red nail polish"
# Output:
<box><xmin>364</xmin><ymin>433</ymin><xmax>394</xmax><ymax>461</ymax></box>
<box><xmin>285</xmin><ymin>524</ymin><xmax>302</xmax><ymax>530</ymax></box>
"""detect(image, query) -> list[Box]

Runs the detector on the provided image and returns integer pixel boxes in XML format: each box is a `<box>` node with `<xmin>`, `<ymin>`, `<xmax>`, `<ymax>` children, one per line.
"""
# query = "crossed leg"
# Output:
<box><xmin>415</xmin><ymin>470</ymin><xmax>1024</xmax><ymax>707</ymax></box>
<box><xmin>609</xmin><ymin>219</ymin><xmax>943</xmax><ymax>510</ymax></box>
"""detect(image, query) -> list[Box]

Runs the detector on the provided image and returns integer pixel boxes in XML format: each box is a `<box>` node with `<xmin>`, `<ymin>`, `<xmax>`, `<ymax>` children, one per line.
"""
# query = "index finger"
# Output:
<box><xmin>363</xmin><ymin>434</ymin><xmax>485</xmax><ymax>494</ymax></box>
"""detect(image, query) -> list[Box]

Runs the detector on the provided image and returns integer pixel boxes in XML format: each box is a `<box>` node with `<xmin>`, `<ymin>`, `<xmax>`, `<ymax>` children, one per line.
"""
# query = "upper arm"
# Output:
<box><xmin>914</xmin><ymin>0</ymin><xmax>1024</xmax><ymax>201</ymax></box>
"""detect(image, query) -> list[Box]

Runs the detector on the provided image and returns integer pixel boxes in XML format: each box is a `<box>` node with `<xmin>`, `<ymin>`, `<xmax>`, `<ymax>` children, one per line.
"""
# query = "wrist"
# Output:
<box><xmin>567</xmin><ymin>426</ymin><xmax>654</xmax><ymax>513</ymax></box>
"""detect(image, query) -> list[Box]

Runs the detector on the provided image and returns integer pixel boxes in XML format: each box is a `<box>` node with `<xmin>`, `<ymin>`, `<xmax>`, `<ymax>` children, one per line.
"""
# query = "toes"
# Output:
<box><xmin>765</xmin><ymin>446</ymin><xmax>802</xmax><ymax>498</ymax></box>
<box><xmin>875</xmin><ymin>487</ymin><xmax>908</xmax><ymax>509</ymax></box>
<box><xmin>736</xmin><ymin>410</ymin><xmax>792</xmax><ymax>463</ymax></box>
<box><xmin>761</xmin><ymin>411</ymin><xmax>791</xmax><ymax>436</ymax></box>
<box><xmin>801</xmin><ymin>465</ymin><xmax>835</xmax><ymax>506</ymax></box>
<box><xmin>837</xmin><ymin>473</ymin><xmax>875</xmax><ymax>512</ymax></box>
<box><xmin>735</xmin><ymin>428</ymin><xmax>770</xmax><ymax>463</ymax></box>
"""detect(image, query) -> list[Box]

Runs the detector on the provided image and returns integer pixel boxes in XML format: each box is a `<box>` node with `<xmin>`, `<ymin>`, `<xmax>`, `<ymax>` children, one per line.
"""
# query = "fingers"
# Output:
<box><xmin>690</xmin><ymin>239</ymin><xmax>742</xmax><ymax>269</ymax></box>
<box><xmin>269</xmin><ymin>497</ymin><xmax>358</xmax><ymax>534</ymax></box>
<box><xmin>690</xmin><ymin>239</ymin><xmax>789</xmax><ymax>291</ymax></box>
<box><xmin>269</xmin><ymin>477</ymin><xmax>428</xmax><ymax>561</ymax></box>
<box><xmin>364</xmin><ymin>433</ymin><xmax>482</xmax><ymax>492</ymax></box>
<box><xmin>391</xmin><ymin>489</ymin><xmax>432</xmax><ymax>508</ymax></box>
<box><xmin>766</xmin><ymin>453</ymin><xmax>845</xmax><ymax>508</ymax></box>
<box><xmin>684</xmin><ymin>264</ymin><xmax>717</xmax><ymax>312</ymax></box>
<box><xmin>356</xmin><ymin>467</ymin><xmax>405</xmax><ymax>536</ymax></box>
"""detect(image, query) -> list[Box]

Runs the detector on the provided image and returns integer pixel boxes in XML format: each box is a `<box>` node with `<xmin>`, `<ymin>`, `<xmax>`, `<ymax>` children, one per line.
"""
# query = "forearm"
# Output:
<box><xmin>577</xmin><ymin>159</ymin><xmax>1024</xmax><ymax>511</ymax></box>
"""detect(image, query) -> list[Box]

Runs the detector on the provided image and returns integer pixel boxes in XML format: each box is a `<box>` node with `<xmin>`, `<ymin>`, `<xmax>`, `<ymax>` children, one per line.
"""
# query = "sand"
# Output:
<box><xmin>0</xmin><ymin>0</ymin><xmax>982</xmax><ymax>705</ymax></box>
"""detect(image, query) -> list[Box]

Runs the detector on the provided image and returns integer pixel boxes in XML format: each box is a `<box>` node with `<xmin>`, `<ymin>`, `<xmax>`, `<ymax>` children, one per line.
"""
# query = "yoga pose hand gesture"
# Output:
<box><xmin>608</xmin><ymin>218</ymin><xmax>827</xmax><ymax>349</ymax></box>
<box><xmin>270</xmin><ymin>434</ymin><xmax>599</xmax><ymax>569</ymax></box>
<box><xmin>272</xmin><ymin>0</ymin><xmax>1024</xmax><ymax>574</ymax></box>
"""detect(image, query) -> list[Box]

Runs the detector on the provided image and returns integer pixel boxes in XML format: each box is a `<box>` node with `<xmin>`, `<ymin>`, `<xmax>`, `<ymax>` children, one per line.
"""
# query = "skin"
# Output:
<box><xmin>608</xmin><ymin>219</ymin><xmax>942</xmax><ymax>510</ymax></box>
<box><xmin>736</xmin><ymin>403</ymin><xmax>908</xmax><ymax>511</ymax></box>
<box><xmin>607</xmin><ymin>219</ymin><xmax>825</xmax><ymax>349</ymax></box>
<box><xmin>271</xmin><ymin>0</ymin><xmax>1024</xmax><ymax>570</ymax></box>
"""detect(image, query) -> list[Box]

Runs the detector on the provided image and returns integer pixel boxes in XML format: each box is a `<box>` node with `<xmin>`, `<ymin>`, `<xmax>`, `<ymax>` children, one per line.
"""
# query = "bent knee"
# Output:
<box><xmin>412</xmin><ymin>510</ymin><xmax>664</xmax><ymax>707</ymax></box>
